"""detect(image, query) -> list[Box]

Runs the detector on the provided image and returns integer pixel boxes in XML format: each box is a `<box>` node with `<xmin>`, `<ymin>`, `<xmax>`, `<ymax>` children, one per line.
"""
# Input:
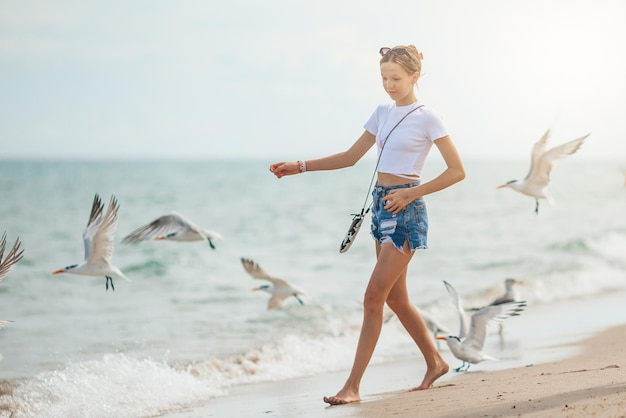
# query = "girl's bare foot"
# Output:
<box><xmin>323</xmin><ymin>389</ymin><xmax>360</xmax><ymax>405</ymax></box>
<box><xmin>409</xmin><ymin>362</ymin><xmax>449</xmax><ymax>391</ymax></box>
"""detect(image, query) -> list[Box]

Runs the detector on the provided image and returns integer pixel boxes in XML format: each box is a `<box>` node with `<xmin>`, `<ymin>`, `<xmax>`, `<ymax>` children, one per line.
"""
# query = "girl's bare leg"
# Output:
<box><xmin>385</xmin><ymin>260</ymin><xmax>449</xmax><ymax>390</ymax></box>
<box><xmin>323</xmin><ymin>242</ymin><xmax>413</xmax><ymax>405</ymax></box>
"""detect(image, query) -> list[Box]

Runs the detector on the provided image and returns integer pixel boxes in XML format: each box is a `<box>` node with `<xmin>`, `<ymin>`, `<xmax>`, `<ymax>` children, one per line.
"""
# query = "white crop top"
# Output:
<box><xmin>363</xmin><ymin>101</ymin><xmax>448</xmax><ymax>179</ymax></box>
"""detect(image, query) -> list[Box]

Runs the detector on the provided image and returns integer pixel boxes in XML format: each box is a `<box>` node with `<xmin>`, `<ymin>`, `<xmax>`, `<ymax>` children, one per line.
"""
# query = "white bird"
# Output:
<box><xmin>0</xmin><ymin>232</ymin><xmax>24</xmax><ymax>283</ymax></box>
<box><xmin>0</xmin><ymin>232</ymin><xmax>24</xmax><ymax>328</ymax></box>
<box><xmin>469</xmin><ymin>278</ymin><xmax>524</xmax><ymax>336</ymax></box>
<box><xmin>52</xmin><ymin>194</ymin><xmax>129</xmax><ymax>291</ymax></box>
<box><xmin>240</xmin><ymin>257</ymin><xmax>309</xmax><ymax>310</ymax></box>
<box><xmin>440</xmin><ymin>281</ymin><xmax>526</xmax><ymax>371</ymax></box>
<box><xmin>489</xmin><ymin>278</ymin><xmax>523</xmax><ymax>306</ymax></box>
<box><xmin>122</xmin><ymin>212</ymin><xmax>222</xmax><ymax>249</ymax></box>
<box><xmin>497</xmin><ymin>129</ymin><xmax>589</xmax><ymax>214</ymax></box>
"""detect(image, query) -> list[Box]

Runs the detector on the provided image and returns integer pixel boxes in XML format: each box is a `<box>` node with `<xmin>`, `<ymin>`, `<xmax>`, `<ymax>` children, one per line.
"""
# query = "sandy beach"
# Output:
<box><xmin>162</xmin><ymin>291</ymin><xmax>626</xmax><ymax>418</ymax></box>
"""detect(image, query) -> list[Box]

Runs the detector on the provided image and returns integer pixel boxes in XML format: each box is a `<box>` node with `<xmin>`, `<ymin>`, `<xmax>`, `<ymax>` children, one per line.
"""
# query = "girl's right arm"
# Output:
<box><xmin>269</xmin><ymin>130</ymin><xmax>376</xmax><ymax>179</ymax></box>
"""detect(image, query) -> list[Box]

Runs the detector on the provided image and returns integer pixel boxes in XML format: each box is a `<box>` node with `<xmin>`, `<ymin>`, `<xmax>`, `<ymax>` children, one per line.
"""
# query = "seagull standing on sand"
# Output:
<box><xmin>497</xmin><ymin>129</ymin><xmax>589</xmax><ymax>214</ymax></box>
<box><xmin>489</xmin><ymin>278</ymin><xmax>523</xmax><ymax>306</ymax></box>
<box><xmin>122</xmin><ymin>212</ymin><xmax>222</xmax><ymax>249</ymax></box>
<box><xmin>0</xmin><ymin>232</ymin><xmax>24</xmax><ymax>327</ymax></box>
<box><xmin>437</xmin><ymin>302</ymin><xmax>527</xmax><ymax>371</ymax></box>
<box><xmin>440</xmin><ymin>281</ymin><xmax>526</xmax><ymax>371</ymax></box>
<box><xmin>240</xmin><ymin>258</ymin><xmax>309</xmax><ymax>310</ymax></box>
<box><xmin>479</xmin><ymin>278</ymin><xmax>524</xmax><ymax>336</ymax></box>
<box><xmin>52</xmin><ymin>194</ymin><xmax>129</xmax><ymax>291</ymax></box>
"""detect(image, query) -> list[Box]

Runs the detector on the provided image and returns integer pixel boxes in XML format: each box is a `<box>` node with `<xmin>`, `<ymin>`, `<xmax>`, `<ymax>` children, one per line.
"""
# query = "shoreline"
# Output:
<box><xmin>160</xmin><ymin>291</ymin><xmax>626</xmax><ymax>418</ymax></box>
<box><xmin>161</xmin><ymin>325</ymin><xmax>626</xmax><ymax>418</ymax></box>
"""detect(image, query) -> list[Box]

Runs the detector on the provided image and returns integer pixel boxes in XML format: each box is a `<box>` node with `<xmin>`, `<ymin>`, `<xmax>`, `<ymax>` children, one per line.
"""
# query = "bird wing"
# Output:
<box><xmin>267</xmin><ymin>295</ymin><xmax>289</xmax><ymax>310</ymax></box>
<box><xmin>0</xmin><ymin>233</ymin><xmax>25</xmax><ymax>282</ymax></box>
<box><xmin>240</xmin><ymin>258</ymin><xmax>285</xmax><ymax>286</ymax></box>
<box><xmin>86</xmin><ymin>196</ymin><xmax>119</xmax><ymax>265</ymax></box>
<box><xmin>489</xmin><ymin>294</ymin><xmax>515</xmax><ymax>306</ymax></box>
<box><xmin>122</xmin><ymin>212</ymin><xmax>201</xmax><ymax>244</ymax></box>
<box><xmin>465</xmin><ymin>301</ymin><xmax>526</xmax><ymax>352</ymax></box>
<box><xmin>443</xmin><ymin>280</ymin><xmax>470</xmax><ymax>339</ymax></box>
<box><xmin>82</xmin><ymin>194</ymin><xmax>105</xmax><ymax>260</ymax></box>
<box><xmin>525</xmin><ymin>134</ymin><xmax>589</xmax><ymax>190</ymax></box>
<box><xmin>523</xmin><ymin>129</ymin><xmax>551</xmax><ymax>181</ymax></box>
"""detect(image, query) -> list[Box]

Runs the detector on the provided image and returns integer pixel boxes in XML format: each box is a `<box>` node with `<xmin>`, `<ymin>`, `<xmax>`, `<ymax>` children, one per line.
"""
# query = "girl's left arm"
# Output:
<box><xmin>383</xmin><ymin>136</ymin><xmax>465</xmax><ymax>213</ymax></box>
<box><xmin>414</xmin><ymin>135</ymin><xmax>465</xmax><ymax>198</ymax></box>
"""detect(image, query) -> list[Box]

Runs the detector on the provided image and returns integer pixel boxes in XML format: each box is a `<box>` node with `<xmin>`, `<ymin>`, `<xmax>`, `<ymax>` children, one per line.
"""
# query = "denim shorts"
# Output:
<box><xmin>370</xmin><ymin>182</ymin><xmax>428</xmax><ymax>252</ymax></box>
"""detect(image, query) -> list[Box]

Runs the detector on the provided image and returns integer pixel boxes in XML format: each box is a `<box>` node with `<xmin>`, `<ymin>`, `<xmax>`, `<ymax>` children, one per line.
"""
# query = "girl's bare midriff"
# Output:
<box><xmin>377</xmin><ymin>172</ymin><xmax>420</xmax><ymax>186</ymax></box>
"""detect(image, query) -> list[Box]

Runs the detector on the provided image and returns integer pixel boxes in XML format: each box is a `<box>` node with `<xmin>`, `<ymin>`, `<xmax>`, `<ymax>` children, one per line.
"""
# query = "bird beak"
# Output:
<box><xmin>51</xmin><ymin>269</ymin><xmax>64</xmax><ymax>275</ymax></box>
<box><xmin>436</xmin><ymin>336</ymin><xmax>447</xmax><ymax>341</ymax></box>
<box><xmin>251</xmin><ymin>287</ymin><xmax>260</xmax><ymax>291</ymax></box>
<box><xmin>496</xmin><ymin>184</ymin><xmax>506</xmax><ymax>189</ymax></box>
<box><xmin>154</xmin><ymin>236</ymin><xmax>165</xmax><ymax>241</ymax></box>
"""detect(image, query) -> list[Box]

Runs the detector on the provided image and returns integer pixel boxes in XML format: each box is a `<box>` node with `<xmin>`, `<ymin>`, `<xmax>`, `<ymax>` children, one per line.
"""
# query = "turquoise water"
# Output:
<box><xmin>0</xmin><ymin>159</ymin><xmax>625</xmax><ymax>417</ymax></box>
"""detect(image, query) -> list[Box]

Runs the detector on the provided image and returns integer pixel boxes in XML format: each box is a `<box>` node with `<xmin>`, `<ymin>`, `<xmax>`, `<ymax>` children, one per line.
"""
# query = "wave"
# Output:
<box><xmin>457</xmin><ymin>229</ymin><xmax>626</xmax><ymax>308</ymax></box>
<box><xmin>0</xmin><ymin>329</ymin><xmax>366</xmax><ymax>417</ymax></box>
<box><xmin>0</xmin><ymin>354</ymin><xmax>223</xmax><ymax>418</ymax></box>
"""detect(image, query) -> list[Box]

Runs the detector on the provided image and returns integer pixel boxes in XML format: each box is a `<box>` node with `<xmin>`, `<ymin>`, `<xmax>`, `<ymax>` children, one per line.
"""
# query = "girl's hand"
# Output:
<box><xmin>269</xmin><ymin>162</ymin><xmax>299</xmax><ymax>179</ymax></box>
<box><xmin>383</xmin><ymin>189</ymin><xmax>415</xmax><ymax>215</ymax></box>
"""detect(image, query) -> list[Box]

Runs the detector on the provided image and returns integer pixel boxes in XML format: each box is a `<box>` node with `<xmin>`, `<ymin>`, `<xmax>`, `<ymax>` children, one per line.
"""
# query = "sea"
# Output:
<box><xmin>0</xmin><ymin>158</ymin><xmax>625</xmax><ymax>417</ymax></box>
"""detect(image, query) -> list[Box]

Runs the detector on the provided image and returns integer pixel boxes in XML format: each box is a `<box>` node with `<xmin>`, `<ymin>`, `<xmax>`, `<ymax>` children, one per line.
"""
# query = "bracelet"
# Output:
<box><xmin>297</xmin><ymin>160</ymin><xmax>306</xmax><ymax>173</ymax></box>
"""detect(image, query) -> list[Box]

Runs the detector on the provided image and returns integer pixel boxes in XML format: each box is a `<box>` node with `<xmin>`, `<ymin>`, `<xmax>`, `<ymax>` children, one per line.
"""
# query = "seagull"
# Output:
<box><xmin>468</xmin><ymin>278</ymin><xmax>524</xmax><ymax>336</ymax></box>
<box><xmin>0</xmin><ymin>232</ymin><xmax>24</xmax><ymax>283</ymax></box>
<box><xmin>489</xmin><ymin>278</ymin><xmax>523</xmax><ymax>306</ymax></box>
<box><xmin>240</xmin><ymin>257</ymin><xmax>309</xmax><ymax>310</ymax></box>
<box><xmin>437</xmin><ymin>301</ymin><xmax>526</xmax><ymax>372</ymax></box>
<box><xmin>497</xmin><ymin>129</ymin><xmax>589</xmax><ymax>214</ymax></box>
<box><xmin>52</xmin><ymin>194</ymin><xmax>129</xmax><ymax>291</ymax></box>
<box><xmin>440</xmin><ymin>281</ymin><xmax>526</xmax><ymax>371</ymax></box>
<box><xmin>122</xmin><ymin>212</ymin><xmax>222</xmax><ymax>249</ymax></box>
<box><xmin>1</xmin><ymin>233</ymin><xmax>24</xmax><ymax>328</ymax></box>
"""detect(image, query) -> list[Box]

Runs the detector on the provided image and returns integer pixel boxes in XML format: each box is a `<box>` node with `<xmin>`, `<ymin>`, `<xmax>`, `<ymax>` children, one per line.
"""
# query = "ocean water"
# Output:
<box><xmin>0</xmin><ymin>158</ymin><xmax>624</xmax><ymax>417</ymax></box>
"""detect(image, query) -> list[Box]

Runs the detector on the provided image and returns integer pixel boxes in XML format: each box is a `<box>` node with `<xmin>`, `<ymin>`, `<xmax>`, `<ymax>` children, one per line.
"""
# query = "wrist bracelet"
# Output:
<box><xmin>298</xmin><ymin>160</ymin><xmax>306</xmax><ymax>173</ymax></box>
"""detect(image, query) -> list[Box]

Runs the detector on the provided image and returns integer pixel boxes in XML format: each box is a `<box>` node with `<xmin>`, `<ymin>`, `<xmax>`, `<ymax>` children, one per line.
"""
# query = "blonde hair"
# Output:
<box><xmin>379</xmin><ymin>45</ymin><xmax>422</xmax><ymax>75</ymax></box>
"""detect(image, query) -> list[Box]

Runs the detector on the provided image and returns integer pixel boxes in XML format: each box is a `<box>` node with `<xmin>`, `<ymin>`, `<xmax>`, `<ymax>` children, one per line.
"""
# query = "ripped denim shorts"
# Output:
<box><xmin>370</xmin><ymin>182</ymin><xmax>428</xmax><ymax>252</ymax></box>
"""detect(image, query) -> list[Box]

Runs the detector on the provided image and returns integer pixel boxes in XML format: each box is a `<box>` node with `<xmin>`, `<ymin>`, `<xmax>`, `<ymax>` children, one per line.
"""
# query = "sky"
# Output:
<box><xmin>1</xmin><ymin>0</ymin><xmax>625</xmax><ymax>162</ymax></box>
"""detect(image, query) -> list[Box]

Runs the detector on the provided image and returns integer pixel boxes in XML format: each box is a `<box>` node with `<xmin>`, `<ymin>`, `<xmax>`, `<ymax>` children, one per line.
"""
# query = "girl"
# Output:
<box><xmin>269</xmin><ymin>44</ymin><xmax>465</xmax><ymax>405</ymax></box>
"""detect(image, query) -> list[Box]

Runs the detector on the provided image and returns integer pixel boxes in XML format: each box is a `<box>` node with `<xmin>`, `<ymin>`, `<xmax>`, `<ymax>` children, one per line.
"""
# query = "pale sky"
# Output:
<box><xmin>1</xmin><ymin>0</ymin><xmax>625</xmax><ymax>161</ymax></box>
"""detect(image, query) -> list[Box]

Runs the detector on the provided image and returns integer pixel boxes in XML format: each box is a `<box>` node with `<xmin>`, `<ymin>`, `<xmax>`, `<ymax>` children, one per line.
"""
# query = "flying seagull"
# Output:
<box><xmin>439</xmin><ymin>281</ymin><xmax>526</xmax><ymax>371</ymax></box>
<box><xmin>52</xmin><ymin>194</ymin><xmax>129</xmax><ymax>291</ymax></box>
<box><xmin>122</xmin><ymin>212</ymin><xmax>222</xmax><ymax>249</ymax></box>
<box><xmin>497</xmin><ymin>129</ymin><xmax>589</xmax><ymax>214</ymax></box>
<box><xmin>240</xmin><ymin>257</ymin><xmax>309</xmax><ymax>310</ymax></box>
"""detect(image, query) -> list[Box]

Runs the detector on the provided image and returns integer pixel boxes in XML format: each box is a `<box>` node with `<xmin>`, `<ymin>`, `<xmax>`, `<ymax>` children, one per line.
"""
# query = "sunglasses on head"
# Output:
<box><xmin>379</xmin><ymin>47</ymin><xmax>408</xmax><ymax>57</ymax></box>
